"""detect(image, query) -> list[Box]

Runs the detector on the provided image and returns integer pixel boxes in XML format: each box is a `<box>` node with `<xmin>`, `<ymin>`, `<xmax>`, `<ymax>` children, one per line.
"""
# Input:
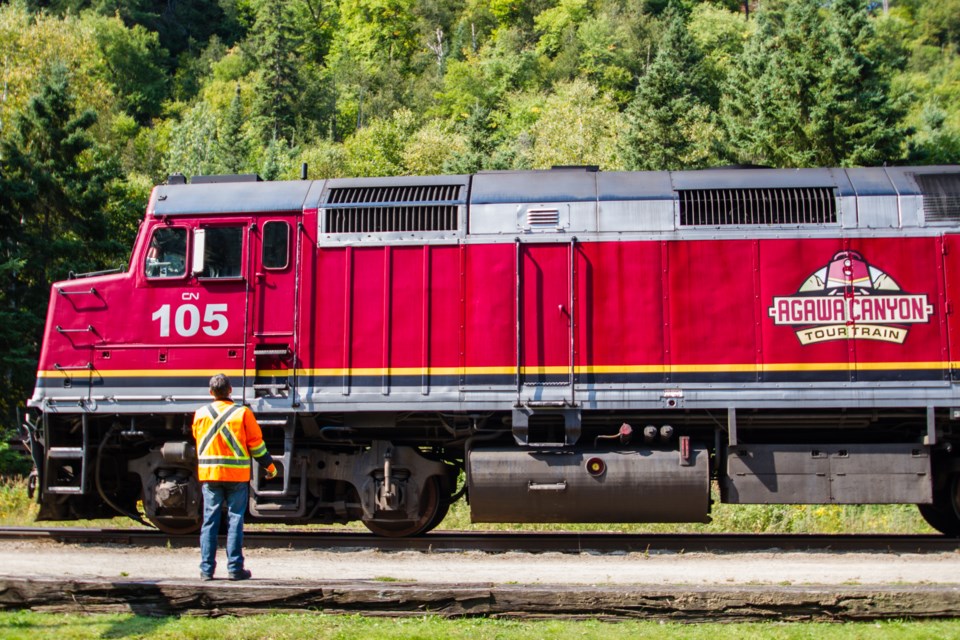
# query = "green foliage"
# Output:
<box><xmin>0</xmin><ymin>447</ymin><xmax>31</xmax><ymax>485</ymax></box>
<box><xmin>90</xmin><ymin>16</ymin><xmax>168</xmax><ymax>123</ymax></box>
<box><xmin>1</xmin><ymin>612</ymin><xmax>958</xmax><ymax>640</ymax></box>
<box><xmin>251</xmin><ymin>0</ymin><xmax>300</xmax><ymax>143</ymax></box>
<box><xmin>620</xmin><ymin>9</ymin><xmax>724</xmax><ymax>170</ymax></box>
<box><xmin>721</xmin><ymin>0</ymin><xmax>907</xmax><ymax>167</ymax></box>
<box><xmin>0</xmin><ymin>63</ymin><xmax>125</xmax><ymax>431</ymax></box>
<box><xmin>524</xmin><ymin>78</ymin><xmax>624</xmax><ymax>169</ymax></box>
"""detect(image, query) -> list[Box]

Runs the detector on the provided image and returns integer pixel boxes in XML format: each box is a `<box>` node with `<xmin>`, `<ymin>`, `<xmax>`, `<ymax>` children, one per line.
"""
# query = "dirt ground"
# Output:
<box><xmin>1</xmin><ymin>539</ymin><xmax>958</xmax><ymax>585</ymax></box>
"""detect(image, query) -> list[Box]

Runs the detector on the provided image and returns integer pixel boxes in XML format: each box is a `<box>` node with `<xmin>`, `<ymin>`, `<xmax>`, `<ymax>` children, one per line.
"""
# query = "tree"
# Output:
<box><xmin>525</xmin><ymin>79</ymin><xmax>623</xmax><ymax>169</ymax></box>
<box><xmin>218</xmin><ymin>85</ymin><xmax>251</xmax><ymax>174</ymax></box>
<box><xmin>166</xmin><ymin>102</ymin><xmax>220</xmax><ymax>177</ymax></box>
<box><xmin>251</xmin><ymin>0</ymin><xmax>300</xmax><ymax>143</ymax></box>
<box><xmin>90</xmin><ymin>16</ymin><xmax>169</xmax><ymax>123</ymax></box>
<box><xmin>619</xmin><ymin>9</ymin><xmax>724</xmax><ymax>170</ymax></box>
<box><xmin>808</xmin><ymin>0</ymin><xmax>907</xmax><ymax>166</ymax></box>
<box><xmin>0</xmin><ymin>63</ymin><xmax>121</xmax><ymax>431</ymax></box>
<box><xmin>721</xmin><ymin>0</ymin><xmax>906</xmax><ymax>167</ymax></box>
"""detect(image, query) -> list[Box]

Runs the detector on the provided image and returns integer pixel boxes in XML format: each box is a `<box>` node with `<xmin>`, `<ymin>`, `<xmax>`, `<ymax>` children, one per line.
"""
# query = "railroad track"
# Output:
<box><xmin>0</xmin><ymin>526</ymin><xmax>955</xmax><ymax>554</ymax></box>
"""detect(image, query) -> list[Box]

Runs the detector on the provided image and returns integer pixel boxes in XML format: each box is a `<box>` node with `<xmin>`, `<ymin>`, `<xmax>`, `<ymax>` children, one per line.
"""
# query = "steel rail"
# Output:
<box><xmin>0</xmin><ymin>526</ymin><xmax>956</xmax><ymax>554</ymax></box>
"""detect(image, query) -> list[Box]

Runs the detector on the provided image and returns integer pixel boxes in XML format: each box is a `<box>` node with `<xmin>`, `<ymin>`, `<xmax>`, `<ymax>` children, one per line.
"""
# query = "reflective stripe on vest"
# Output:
<box><xmin>197</xmin><ymin>403</ymin><xmax>247</xmax><ymax>468</ymax></box>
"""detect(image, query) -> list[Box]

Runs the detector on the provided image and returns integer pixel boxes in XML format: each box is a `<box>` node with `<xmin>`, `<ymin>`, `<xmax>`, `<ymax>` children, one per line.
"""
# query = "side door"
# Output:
<box><xmin>518</xmin><ymin>241</ymin><xmax>575</xmax><ymax>405</ymax></box>
<box><xmin>246</xmin><ymin>214</ymin><xmax>301</xmax><ymax>405</ymax></box>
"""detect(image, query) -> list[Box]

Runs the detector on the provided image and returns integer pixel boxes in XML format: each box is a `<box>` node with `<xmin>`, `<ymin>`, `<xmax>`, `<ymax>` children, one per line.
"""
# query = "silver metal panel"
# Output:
<box><xmin>597</xmin><ymin>171</ymin><xmax>674</xmax><ymax>201</ymax></box>
<box><xmin>471</xmin><ymin>169</ymin><xmax>597</xmax><ymax>204</ymax></box>
<box><xmin>470</xmin><ymin>202</ymin><xmax>519</xmax><ymax>234</ymax></box>
<box><xmin>152</xmin><ymin>181</ymin><xmax>313</xmax><ymax>216</ymax></box>
<box><xmin>846</xmin><ymin>168</ymin><xmax>900</xmax><ymax>228</ymax></box>
<box><xmin>856</xmin><ymin>196</ymin><xmax>900</xmax><ymax>228</ymax></box>
<box><xmin>317</xmin><ymin>205</ymin><xmax>466</xmax><ymax>245</ymax></box>
<box><xmin>598</xmin><ymin>200</ymin><xmax>676</xmax><ymax>232</ymax></box>
<box><xmin>724</xmin><ymin>444</ymin><xmax>931</xmax><ymax>504</ymax></box>
<box><xmin>901</xmin><ymin>195</ymin><xmax>924</xmax><ymax>228</ymax></box>
<box><xmin>317</xmin><ymin>175</ymin><xmax>469</xmax><ymax>245</ymax></box>
<box><xmin>839</xmin><ymin>194</ymin><xmax>858</xmax><ymax>229</ymax></box>
<box><xmin>304</xmin><ymin>179</ymin><xmax>327</xmax><ymax>210</ymax></box>
<box><xmin>669</xmin><ymin>168</ymin><xmax>838</xmax><ymax>191</ymax></box>
<box><xmin>846</xmin><ymin>167</ymin><xmax>897</xmax><ymax>197</ymax></box>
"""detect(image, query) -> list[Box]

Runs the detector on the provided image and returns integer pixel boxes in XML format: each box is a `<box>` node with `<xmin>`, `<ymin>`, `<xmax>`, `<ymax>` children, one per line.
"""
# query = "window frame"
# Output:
<box><xmin>261</xmin><ymin>220</ymin><xmax>291</xmax><ymax>271</ymax></box>
<box><xmin>144</xmin><ymin>225</ymin><xmax>190</xmax><ymax>281</ymax></box>
<box><xmin>196</xmin><ymin>223</ymin><xmax>246</xmax><ymax>281</ymax></box>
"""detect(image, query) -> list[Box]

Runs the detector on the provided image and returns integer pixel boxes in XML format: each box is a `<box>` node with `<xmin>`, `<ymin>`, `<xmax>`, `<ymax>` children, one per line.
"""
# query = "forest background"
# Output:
<box><xmin>0</xmin><ymin>0</ymin><xmax>959</xmax><ymax>471</ymax></box>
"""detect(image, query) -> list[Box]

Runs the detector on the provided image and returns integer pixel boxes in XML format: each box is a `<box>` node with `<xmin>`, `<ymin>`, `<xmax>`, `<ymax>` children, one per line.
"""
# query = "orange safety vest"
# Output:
<box><xmin>191</xmin><ymin>400</ymin><xmax>269</xmax><ymax>483</ymax></box>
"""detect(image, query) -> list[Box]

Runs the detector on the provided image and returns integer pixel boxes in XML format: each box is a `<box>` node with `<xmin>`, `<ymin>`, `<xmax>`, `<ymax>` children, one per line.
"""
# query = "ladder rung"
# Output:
<box><xmin>46</xmin><ymin>487</ymin><xmax>83</xmax><ymax>494</ymax></box>
<box><xmin>48</xmin><ymin>447</ymin><xmax>84</xmax><ymax>459</ymax></box>
<box><xmin>253</xmin><ymin>383</ymin><xmax>289</xmax><ymax>390</ymax></box>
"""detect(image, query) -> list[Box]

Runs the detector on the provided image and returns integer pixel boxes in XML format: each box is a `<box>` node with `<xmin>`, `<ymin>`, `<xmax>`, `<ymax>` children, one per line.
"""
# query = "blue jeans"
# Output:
<box><xmin>200</xmin><ymin>481</ymin><xmax>248</xmax><ymax>577</ymax></box>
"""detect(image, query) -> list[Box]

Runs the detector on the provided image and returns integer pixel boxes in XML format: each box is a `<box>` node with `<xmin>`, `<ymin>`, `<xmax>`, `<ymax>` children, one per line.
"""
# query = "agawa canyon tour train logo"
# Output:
<box><xmin>768</xmin><ymin>251</ymin><xmax>934</xmax><ymax>345</ymax></box>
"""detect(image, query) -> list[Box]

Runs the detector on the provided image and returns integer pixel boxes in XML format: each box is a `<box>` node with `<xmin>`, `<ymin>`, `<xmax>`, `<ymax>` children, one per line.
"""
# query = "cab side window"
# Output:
<box><xmin>144</xmin><ymin>227</ymin><xmax>187</xmax><ymax>278</ymax></box>
<box><xmin>201</xmin><ymin>226</ymin><xmax>243</xmax><ymax>279</ymax></box>
<box><xmin>262</xmin><ymin>221</ymin><xmax>290</xmax><ymax>269</ymax></box>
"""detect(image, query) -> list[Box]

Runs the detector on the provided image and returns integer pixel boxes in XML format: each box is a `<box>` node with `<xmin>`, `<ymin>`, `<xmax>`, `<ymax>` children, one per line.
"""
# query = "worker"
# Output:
<box><xmin>192</xmin><ymin>373</ymin><xmax>277</xmax><ymax>581</ymax></box>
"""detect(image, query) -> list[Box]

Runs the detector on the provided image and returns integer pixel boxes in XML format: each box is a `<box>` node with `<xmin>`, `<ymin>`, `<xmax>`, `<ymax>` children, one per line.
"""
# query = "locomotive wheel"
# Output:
<box><xmin>918</xmin><ymin>474</ymin><xmax>960</xmax><ymax>537</ymax></box>
<box><xmin>148</xmin><ymin>516</ymin><xmax>202</xmax><ymax>535</ymax></box>
<box><xmin>362</xmin><ymin>476</ymin><xmax>443</xmax><ymax>538</ymax></box>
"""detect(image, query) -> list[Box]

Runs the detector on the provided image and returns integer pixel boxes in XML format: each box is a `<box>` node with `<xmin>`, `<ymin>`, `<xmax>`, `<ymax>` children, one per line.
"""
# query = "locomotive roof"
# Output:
<box><xmin>150</xmin><ymin>180</ymin><xmax>321</xmax><ymax>217</ymax></box>
<box><xmin>469</xmin><ymin>166</ymin><xmax>956</xmax><ymax>204</ymax></box>
<box><xmin>148</xmin><ymin>166</ymin><xmax>959</xmax><ymax>222</ymax></box>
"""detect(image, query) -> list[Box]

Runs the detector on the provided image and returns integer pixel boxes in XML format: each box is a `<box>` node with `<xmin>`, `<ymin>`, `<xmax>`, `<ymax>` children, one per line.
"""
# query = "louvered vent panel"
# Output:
<box><xmin>915</xmin><ymin>173</ymin><xmax>960</xmax><ymax>222</ymax></box>
<box><xmin>526</xmin><ymin>208</ymin><xmax>561</xmax><ymax>226</ymax></box>
<box><xmin>324</xmin><ymin>185</ymin><xmax>461</xmax><ymax>233</ymax></box>
<box><xmin>678</xmin><ymin>187</ymin><xmax>837</xmax><ymax>226</ymax></box>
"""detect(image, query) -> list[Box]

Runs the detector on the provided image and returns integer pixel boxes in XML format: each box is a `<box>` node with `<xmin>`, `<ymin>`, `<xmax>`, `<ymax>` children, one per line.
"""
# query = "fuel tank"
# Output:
<box><xmin>467</xmin><ymin>445</ymin><xmax>710</xmax><ymax>523</ymax></box>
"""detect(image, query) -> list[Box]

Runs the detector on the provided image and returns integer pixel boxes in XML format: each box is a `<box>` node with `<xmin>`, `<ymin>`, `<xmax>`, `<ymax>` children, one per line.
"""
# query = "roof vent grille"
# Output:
<box><xmin>679</xmin><ymin>187</ymin><xmax>837</xmax><ymax>226</ymax></box>
<box><xmin>324</xmin><ymin>184</ymin><xmax>461</xmax><ymax>233</ymax></box>
<box><xmin>914</xmin><ymin>173</ymin><xmax>960</xmax><ymax>222</ymax></box>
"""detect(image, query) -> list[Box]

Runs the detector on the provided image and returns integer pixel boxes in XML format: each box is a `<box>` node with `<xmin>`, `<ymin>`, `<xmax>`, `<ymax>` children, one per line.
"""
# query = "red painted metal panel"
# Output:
<box><xmin>389</xmin><ymin>246</ymin><xmax>425</xmax><ymax>368</ymax></box>
<box><xmin>758</xmin><ymin>238</ymin><xmax>848</xmax><ymax>375</ymax></box>
<box><xmin>250</xmin><ymin>218</ymin><xmax>297</xmax><ymax>338</ymax></box>
<box><xmin>427</xmin><ymin>246</ymin><xmax>461</xmax><ymax>369</ymax></box>
<box><xmin>311</xmin><ymin>247</ymin><xmax>347</xmax><ymax>370</ymax></box>
<box><xmin>667</xmin><ymin>240</ymin><xmax>758</xmax><ymax>370</ymax></box>
<box><xmin>350</xmin><ymin>247</ymin><xmax>388</xmax><ymax>369</ymax></box>
<box><xmin>463</xmin><ymin>244</ymin><xmax>516</xmax><ymax>371</ymax></box>
<box><xmin>760</xmin><ymin>237</ymin><xmax>944</xmax><ymax>376</ymax></box>
<box><xmin>575</xmin><ymin>241</ymin><xmax>664</xmax><ymax>371</ymax></box>
<box><xmin>846</xmin><ymin>237</ymin><xmax>944</xmax><ymax>370</ymax></box>
<box><xmin>943</xmin><ymin>235</ymin><xmax>960</xmax><ymax>378</ymax></box>
<box><xmin>520</xmin><ymin>243</ymin><xmax>571</xmax><ymax>379</ymax></box>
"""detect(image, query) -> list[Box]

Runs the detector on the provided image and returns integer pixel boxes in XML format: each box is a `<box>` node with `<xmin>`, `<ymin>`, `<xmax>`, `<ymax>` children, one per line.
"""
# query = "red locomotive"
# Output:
<box><xmin>24</xmin><ymin>166</ymin><xmax>960</xmax><ymax>536</ymax></box>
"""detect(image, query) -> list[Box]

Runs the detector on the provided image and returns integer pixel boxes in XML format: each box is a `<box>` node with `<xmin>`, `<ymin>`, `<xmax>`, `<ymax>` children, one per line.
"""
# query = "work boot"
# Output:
<box><xmin>200</xmin><ymin>573</ymin><xmax>213</xmax><ymax>582</ymax></box>
<box><xmin>228</xmin><ymin>569</ymin><xmax>252</xmax><ymax>581</ymax></box>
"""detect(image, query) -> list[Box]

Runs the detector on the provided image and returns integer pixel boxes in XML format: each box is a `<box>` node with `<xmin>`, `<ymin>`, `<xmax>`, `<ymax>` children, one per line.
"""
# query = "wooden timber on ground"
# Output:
<box><xmin>0</xmin><ymin>576</ymin><xmax>958</xmax><ymax>621</ymax></box>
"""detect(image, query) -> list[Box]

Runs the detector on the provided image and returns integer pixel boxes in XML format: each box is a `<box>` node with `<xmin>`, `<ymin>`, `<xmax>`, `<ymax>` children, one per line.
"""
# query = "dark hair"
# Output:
<box><xmin>209</xmin><ymin>373</ymin><xmax>232</xmax><ymax>400</ymax></box>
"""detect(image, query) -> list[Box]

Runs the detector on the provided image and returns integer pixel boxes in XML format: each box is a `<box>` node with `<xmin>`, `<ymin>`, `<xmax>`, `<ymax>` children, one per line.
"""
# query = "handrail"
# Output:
<box><xmin>54</xmin><ymin>363</ymin><xmax>94</xmax><ymax>371</ymax></box>
<box><xmin>55</xmin><ymin>325</ymin><xmax>96</xmax><ymax>334</ymax></box>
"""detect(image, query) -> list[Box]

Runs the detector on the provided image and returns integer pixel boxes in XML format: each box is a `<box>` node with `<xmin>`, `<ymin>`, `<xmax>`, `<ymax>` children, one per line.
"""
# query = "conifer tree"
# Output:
<box><xmin>0</xmin><ymin>63</ymin><xmax>119</xmax><ymax>428</ymax></box>
<box><xmin>252</xmin><ymin>0</ymin><xmax>299</xmax><ymax>144</ymax></box>
<box><xmin>808</xmin><ymin>0</ymin><xmax>906</xmax><ymax>165</ymax></box>
<box><xmin>619</xmin><ymin>9</ymin><xmax>722</xmax><ymax>170</ymax></box>
<box><xmin>721</xmin><ymin>0</ymin><xmax>905</xmax><ymax>167</ymax></box>
<box><xmin>218</xmin><ymin>85</ymin><xmax>250</xmax><ymax>174</ymax></box>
